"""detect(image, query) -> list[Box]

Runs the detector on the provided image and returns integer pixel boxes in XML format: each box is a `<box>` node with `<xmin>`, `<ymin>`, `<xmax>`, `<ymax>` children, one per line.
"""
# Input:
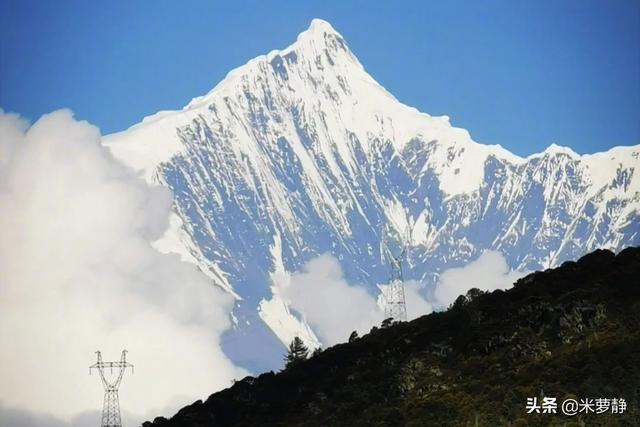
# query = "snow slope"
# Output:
<box><xmin>104</xmin><ymin>19</ymin><xmax>640</xmax><ymax>371</ymax></box>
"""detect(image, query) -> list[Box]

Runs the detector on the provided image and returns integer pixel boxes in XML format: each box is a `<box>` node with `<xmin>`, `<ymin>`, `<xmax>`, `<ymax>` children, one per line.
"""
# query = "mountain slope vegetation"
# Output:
<box><xmin>143</xmin><ymin>247</ymin><xmax>640</xmax><ymax>426</ymax></box>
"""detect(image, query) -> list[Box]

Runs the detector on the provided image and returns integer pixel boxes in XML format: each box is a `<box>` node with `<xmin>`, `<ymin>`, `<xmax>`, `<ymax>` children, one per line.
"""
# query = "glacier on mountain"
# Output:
<box><xmin>104</xmin><ymin>19</ymin><xmax>640</xmax><ymax>371</ymax></box>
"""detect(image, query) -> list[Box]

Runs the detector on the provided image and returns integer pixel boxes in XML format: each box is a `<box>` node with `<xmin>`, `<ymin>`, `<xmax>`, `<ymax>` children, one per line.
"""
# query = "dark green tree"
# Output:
<box><xmin>284</xmin><ymin>336</ymin><xmax>309</xmax><ymax>368</ymax></box>
<box><xmin>348</xmin><ymin>330</ymin><xmax>359</xmax><ymax>342</ymax></box>
<box><xmin>465</xmin><ymin>287</ymin><xmax>486</xmax><ymax>301</ymax></box>
<box><xmin>381</xmin><ymin>317</ymin><xmax>394</xmax><ymax>328</ymax></box>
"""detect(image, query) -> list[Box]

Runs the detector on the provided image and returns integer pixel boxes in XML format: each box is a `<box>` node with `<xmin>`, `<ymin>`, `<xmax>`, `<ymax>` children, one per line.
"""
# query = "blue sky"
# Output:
<box><xmin>1</xmin><ymin>0</ymin><xmax>638</xmax><ymax>156</ymax></box>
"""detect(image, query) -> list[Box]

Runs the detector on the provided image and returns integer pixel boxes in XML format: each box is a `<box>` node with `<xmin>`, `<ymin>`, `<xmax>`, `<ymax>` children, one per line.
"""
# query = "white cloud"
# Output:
<box><xmin>264</xmin><ymin>249</ymin><xmax>527</xmax><ymax>363</ymax></box>
<box><xmin>271</xmin><ymin>251</ymin><xmax>526</xmax><ymax>349</ymax></box>
<box><xmin>404</xmin><ymin>280</ymin><xmax>434</xmax><ymax>321</ymax></box>
<box><xmin>434</xmin><ymin>250</ymin><xmax>529</xmax><ymax>307</ymax></box>
<box><xmin>274</xmin><ymin>254</ymin><xmax>382</xmax><ymax>346</ymax></box>
<box><xmin>0</xmin><ymin>110</ymin><xmax>532</xmax><ymax>426</ymax></box>
<box><xmin>0</xmin><ymin>110</ymin><xmax>246</xmax><ymax>426</ymax></box>
<box><xmin>273</xmin><ymin>254</ymin><xmax>434</xmax><ymax>347</ymax></box>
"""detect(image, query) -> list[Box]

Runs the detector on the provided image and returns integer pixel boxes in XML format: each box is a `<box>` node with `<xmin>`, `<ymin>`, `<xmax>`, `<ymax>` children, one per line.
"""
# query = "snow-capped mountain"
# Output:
<box><xmin>104</xmin><ymin>19</ymin><xmax>640</xmax><ymax>371</ymax></box>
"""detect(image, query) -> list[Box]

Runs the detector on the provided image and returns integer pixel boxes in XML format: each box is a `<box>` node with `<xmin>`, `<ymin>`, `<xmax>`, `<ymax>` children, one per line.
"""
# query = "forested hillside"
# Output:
<box><xmin>143</xmin><ymin>247</ymin><xmax>639</xmax><ymax>426</ymax></box>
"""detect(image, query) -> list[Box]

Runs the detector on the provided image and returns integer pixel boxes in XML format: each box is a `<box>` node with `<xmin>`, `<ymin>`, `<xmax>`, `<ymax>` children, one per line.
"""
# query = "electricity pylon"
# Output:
<box><xmin>90</xmin><ymin>350</ymin><xmax>134</xmax><ymax>427</ymax></box>
<box><xmin>381</xmin><ymin>225</ymin><xmax>410</xmax><ymax>322</ymax></box>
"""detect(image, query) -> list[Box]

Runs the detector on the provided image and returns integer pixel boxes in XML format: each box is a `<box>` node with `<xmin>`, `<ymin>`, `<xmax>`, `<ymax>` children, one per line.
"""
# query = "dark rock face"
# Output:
<box><xmin>143</xmin><ymin>247</ymin><xmax>640</xmax><ymax>427</ymax></box>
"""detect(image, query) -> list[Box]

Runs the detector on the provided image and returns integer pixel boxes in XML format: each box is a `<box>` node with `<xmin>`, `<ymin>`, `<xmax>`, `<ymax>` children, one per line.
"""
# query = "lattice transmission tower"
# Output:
<box><xmin>89</xmin><ymin>350</ymin><xmax>134</xmax><ymax>427</ymax></box>
<box><xmin>381</xmin><ymin>225</ymin><xmax>410</xmax><ymax>322</ymax></box>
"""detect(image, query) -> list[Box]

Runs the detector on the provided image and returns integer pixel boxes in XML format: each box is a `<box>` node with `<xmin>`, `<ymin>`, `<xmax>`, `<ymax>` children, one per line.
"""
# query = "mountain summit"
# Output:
<box><xmin>104</xmin><ymin>19</ymin><xmax>640</xmax><ymax>371</ymax></box>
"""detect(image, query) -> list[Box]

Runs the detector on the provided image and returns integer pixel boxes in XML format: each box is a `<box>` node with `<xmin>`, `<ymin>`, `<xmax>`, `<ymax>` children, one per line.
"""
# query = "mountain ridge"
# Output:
<box><xmin>106</xmin><ymin>19</ymin><xmax>637</xmax><ymax>165</ymax></box>
<box><xmin>103</xmin><ymin>19</ymin><xmax>640</xmax><ymax>371</ymax></box>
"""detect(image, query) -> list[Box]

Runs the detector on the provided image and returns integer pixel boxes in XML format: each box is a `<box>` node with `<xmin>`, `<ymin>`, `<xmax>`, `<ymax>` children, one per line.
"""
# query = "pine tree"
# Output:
<box><xmin>284</xmin><ymin>336</ymin><xmax>309</xmax><ymax>368</ymax></box>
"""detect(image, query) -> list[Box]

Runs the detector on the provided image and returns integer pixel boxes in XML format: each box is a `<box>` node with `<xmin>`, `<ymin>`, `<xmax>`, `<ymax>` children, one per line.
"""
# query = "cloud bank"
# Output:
<box><xmin>273</xmin><ymin>254</ymin><xmax>434</xmax><ymax>346</ymax></box>
<box><xmin>0</xmin><ymin>110</ymin><xmax>246</xmax><ymax>426</ymax></box>
<box><xmin>274</xmin><ymin>250</ymin><xmax>527</xmax><ymax>348</ymax></box>
<box><xmin>0</xmin><ymin>109</ymin><xmax>532</xmax><ymax>426</ymax></box>
<box><xmin>275</xmin><ymin>254</ymin><xmax>383</xmax><ymax>345</ymax></box>
<box><xmin>433</xmin><ymin>250</ymin><xmax>530</xmax><ymax>307</ymax></box>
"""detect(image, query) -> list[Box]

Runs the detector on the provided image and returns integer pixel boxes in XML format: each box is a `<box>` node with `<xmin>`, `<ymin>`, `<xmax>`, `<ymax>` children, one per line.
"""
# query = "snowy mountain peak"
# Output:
<box><xmin>280</xmin><ymin>18</ymin><xmax>360</xmax><ymax>72</ymax></box>
<box><xmin>178</xmin><ymin>19</ymin><xmax>360</xmax><ymax>111</ymax></box>
<box><xmin>296</xmin><ymin>18</ymin><xmax>344</xmax><ymax>44</ymax></box>
<box><xmin>104</xmin><ymin>19</ymin><xmax>640</xmax><ymax>371</ymax></box>
<box><xmin>540</xmin><ymin>143</ymin><xmax>579</xmax><ymax>157</ymax></box>
<box><xmin>288</xmin><ymin>18</ymin><xmax>355</xmax><ymax>60</ymax></box>
<box><xmin>307</xmin><ymin>18</ymin><xmax>339</xmax><ymax>33</ymax></box>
